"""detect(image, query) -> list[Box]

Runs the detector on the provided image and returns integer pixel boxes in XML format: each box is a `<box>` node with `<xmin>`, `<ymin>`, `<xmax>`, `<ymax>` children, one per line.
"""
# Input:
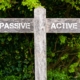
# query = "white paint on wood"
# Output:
<box><xmin>1</xmin><ymin>8</ymin><xmax>80</xmax><ymax>80</ymax></box>
<box><xmin>0</xmin><ymin>18</ymin><xmax>33</xmax><ymax>33</ymax></box>
<box><xmin>0</xmin><ymin>17</ymin><xmax>80</xmax><ymax>33</ymax></box>
<box><xmin>34</xmin><ymin>7</ymin><xmax>47</xmax><ymax>80</ymax></box>
<box><xmin>46</xmin><ymin>18</ymin><xmax>80</xmax><ymax>33</ymax></box>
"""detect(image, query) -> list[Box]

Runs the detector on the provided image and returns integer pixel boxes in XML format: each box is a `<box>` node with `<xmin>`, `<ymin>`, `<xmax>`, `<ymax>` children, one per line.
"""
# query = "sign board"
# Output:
<box><xmin>0</xmin><ymin>18</ymin><xmax>33</xmax><ymax>33</ymax></box>
<box><xmin>0</xmin><ymin>7</ymin><xmax>80</xmax><ymax>80</ymax></box>
<box><xmin>0</xmin><ymin>18</ymin><xmax>80</xmax><ymax>33</ymax></box>
<box><xmin>47</xmin><ymin>18</ymin><xmax>80</xmax><ymax>33</ymax></box>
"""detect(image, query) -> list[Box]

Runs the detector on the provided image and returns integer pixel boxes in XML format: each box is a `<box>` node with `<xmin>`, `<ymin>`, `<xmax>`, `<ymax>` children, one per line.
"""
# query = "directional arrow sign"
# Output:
<box><xmin>0</xmin><ymin>18</ymin><xmax>33</xmax><ymax>33</ymax></box>
<box><xmin>0</xmin><ymin>7</ymin><xmax>80</xmax><ymax>80</ymax></box>
<box><xmin>47</xmin><ymin>18</ymin><xmax>80</xmax><ymax>33</ymax></box>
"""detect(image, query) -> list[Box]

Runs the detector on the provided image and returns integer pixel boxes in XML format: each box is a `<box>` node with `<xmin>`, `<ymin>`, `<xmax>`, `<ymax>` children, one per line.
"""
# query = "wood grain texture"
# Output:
<box><xmin>0</xmin><ymin>18</ymin><xmax>33</xmax><ymax>33</ymax></box>
<box><xmin>34</xmin><ymin>7</ymin><xmax>47</xmax><ymax>80</ymax></box>
<box><xmin>1</xmin><ymin>8</ymin><xmax>80</xmax><ymax>80</ymax></box>
<box><xmin>46</xmin><ymin>18</ymin><xmax>80</xmax><ymax>33</ymax></box>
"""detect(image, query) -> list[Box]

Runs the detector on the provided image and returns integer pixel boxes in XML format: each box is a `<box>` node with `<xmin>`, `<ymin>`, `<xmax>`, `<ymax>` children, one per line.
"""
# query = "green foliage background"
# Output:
<box><xmin>0</xmin><ymin>0</ymin><xmax>80</xmax><ymax>80</ymax></box>
<box><xmin>0</xmin><ymin>34</ymin><xmax>34</xmax><ymax>80</ymax></box>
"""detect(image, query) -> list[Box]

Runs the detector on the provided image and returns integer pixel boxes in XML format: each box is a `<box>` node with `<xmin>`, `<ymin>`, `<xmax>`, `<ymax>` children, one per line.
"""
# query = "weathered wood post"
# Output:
<box><xmin>34</xmin><ymin>7</ymin><xmax>47</xmax><ymax>80</ymax></box>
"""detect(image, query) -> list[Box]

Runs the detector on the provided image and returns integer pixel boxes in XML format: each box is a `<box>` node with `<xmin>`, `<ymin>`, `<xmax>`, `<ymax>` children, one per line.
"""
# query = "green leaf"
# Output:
<box><xmin>77</xmin><ymin>52</ymin><xmax>80</xmax><ymax>58</ymax></box>
<box><xmin>61</xmin><ymin>54</ymin><xmax>68</xmax><ymax>60</ymax></box>
<box><xmin>22</xmin><ymin>0</ymin><xmax>41</xmax><ymax>10</ymax></box>
<box><xmin>70</xmin><ymin>62</ymin><xmax>79</xmax><ymax>68</ymax></box>
<box><xmin>59</xmin><ymin>35</ymin><xmax>67</xmax><ymax>45</ymax></box>
<box><xmin>69</xmin><ymin>62</ymin><xmax>79</xmax><ymax>73</ymax></box>
<box><xmin>15</xmin><ymin>50</ymin><xmax>19</xmax><ymax>54</ymax></box>
<box><xmin>51</xmin><ymin>52</ymin><xmax>55</xmax><ymax>57</ymax></box>
<box><xmin>7</xmin><ymin>37</ymin><xmax>12</xmax><ymax>41</ymax></box>
<box><xmin>69</xmin><ymin>68</ymin><xmax>75</xmax><ymax>73</ymax></box>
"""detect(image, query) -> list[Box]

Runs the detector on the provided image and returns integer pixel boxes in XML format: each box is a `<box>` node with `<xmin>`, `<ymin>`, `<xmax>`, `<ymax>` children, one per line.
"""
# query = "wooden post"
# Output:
<box><xmin>34</xmin><ymin>7</ymin><xmax>47</xmax><ymax>80</ymax></box>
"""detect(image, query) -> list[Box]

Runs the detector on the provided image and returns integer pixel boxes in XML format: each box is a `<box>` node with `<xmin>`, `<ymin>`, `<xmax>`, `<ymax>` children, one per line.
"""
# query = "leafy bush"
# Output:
<box><xmin>48</xmin><ymin>69</ymin><xmax>70</xmax><ymax>80</ymax></box>
<box><xmin>0</xmin><ymin>33</ymin><xmax>34</xmax><ymax>80</ymax></box>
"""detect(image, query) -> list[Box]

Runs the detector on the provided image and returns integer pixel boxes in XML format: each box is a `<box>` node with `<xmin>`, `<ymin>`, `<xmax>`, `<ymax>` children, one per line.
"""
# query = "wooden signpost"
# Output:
<box><xmin>0</xmin><ymin>7</ymin><xmax>80</xmax><ymax>80</ymax></box>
